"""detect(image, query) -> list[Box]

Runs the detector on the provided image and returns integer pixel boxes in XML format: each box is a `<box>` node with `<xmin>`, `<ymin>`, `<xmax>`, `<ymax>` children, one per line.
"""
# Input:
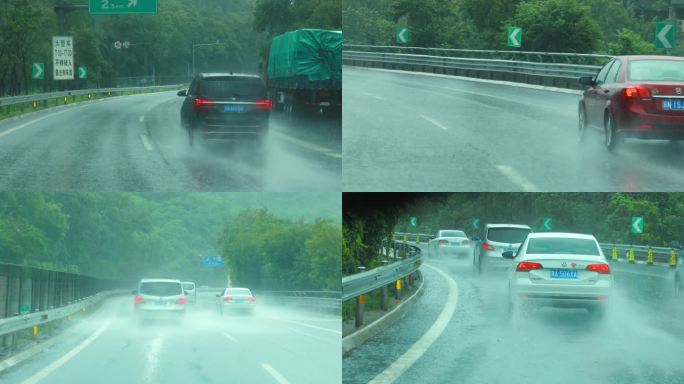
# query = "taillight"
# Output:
<box><xmin>223</xmin><ymin>296</ymin><xmax>233</xmax><ymax>302</ymax></box>
<box><xmin>248</xmin><ymin>297</ymin><xmax>256</xmax><ymax>303</ymax></box>
<box><xmin>516</xmin><ymin>261</ymin><xmax>543</xmax><ymax>272</ymax></box>
<box><xmin>586</xmin><ymin>264</ymin><xmax>610</xmax><ymax>274</ymax></box>
<box><xmin>255</xmin><ymin>99</ymin><xmax>271</xmax><ymax>110</ymax></box>
<box><xmin>194</xmin><ymin>98</ymin><xmax>214</xmax><ymax>108</ymax></box>
<box><xmin>134</xmin><ymin>295</ymin><xmax>143</xmax><ymax>304</ymax></box>
<box><xmin>438</xmin><ymin>239</ymin><xmax>448</xmax><ymax>244</ymax></box>
<box><xmin>482</xmin><ymin>243</ymin><xmax>494</xmax><ymax>251</ymax></box>
<box><xmin>624</xmin><ymin>86</ymin><xmax>650</xmax><ymax>98</ymax></box>
<box><xmin>177</xmin><ymin>297</ymin><xmax>187</xmax><ymax>305</ymax></box>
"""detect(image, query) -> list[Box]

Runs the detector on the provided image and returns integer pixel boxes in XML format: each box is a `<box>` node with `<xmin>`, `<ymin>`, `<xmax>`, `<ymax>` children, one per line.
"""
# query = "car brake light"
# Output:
<box><xmin>134</xmin><ymin>295</ymin><xmax>143</xmax><ymax>304</ymax></box>
<box><xmin>516</xmin><ymin>261</ymin><xmax>543</xmax><ymax>272</ymax></box>
<box><xmin>482</xmin><ymin>242</ymin><xmax>494</xmax><ymax>251</ymax></box>
<box><xmin>438</xmin><ymin>239</ymin><xmax>448</xmax><ymax>244</ymax></box>
<box><xmin>248</xmin><ymin>297</ymin><xmax>255</xmax><ymax>303</ymax></box>
<box><xmin>255</xmin><ymin>99</ymin><xmax>271</xmax><ymax>110</ymax></box>
<box><xmin>177</xmin><ymin>297</ymin><xmax>187</xmax><ymax>305</ymax></box>
<box><xmin>223</xmin><ymin>296</ymin><xmax>233</xmax><ymax>302</ymax></box>
<box><xmin>586</xmin><ymin>264</ymin><xmax>610</xmax><ymax>274</ymax></box>
<box><xmin>624</xmin><ymin>86</ymin><xmax>651</xmax><ymax>98</ymax></box>
<box><xmin>194</xmin><ymin>98</ymin><xmax>214</xmax><ymax>108</ymax></box>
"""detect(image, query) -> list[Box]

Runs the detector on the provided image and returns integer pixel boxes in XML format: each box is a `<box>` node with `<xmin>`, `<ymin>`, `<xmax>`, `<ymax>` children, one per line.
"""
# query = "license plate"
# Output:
<box><xmin>550</xmin><ymin>269</ymin><xmax>578</xmax><ymax>279</ymax></box>
<box><xmin>223</xmin><ymin>104</ymin><xmax>245</xmax><ymax>113</ymax></box>
<box><xmin>155</xmin><ymin>300</ymin><xmax>167</xmax><ymax>306</ymax></box>
<box><xmin>662</xmin><ymin>99</ymin><xmax>684</xmax><ymax>111</ymax></box>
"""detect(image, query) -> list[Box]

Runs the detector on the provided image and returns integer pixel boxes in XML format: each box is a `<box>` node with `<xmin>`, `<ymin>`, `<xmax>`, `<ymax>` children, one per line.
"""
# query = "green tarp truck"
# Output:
<box><xmin>266</xmin><ymin>29</ymin><xmax>342</xmax><ymax>116</ymax></box>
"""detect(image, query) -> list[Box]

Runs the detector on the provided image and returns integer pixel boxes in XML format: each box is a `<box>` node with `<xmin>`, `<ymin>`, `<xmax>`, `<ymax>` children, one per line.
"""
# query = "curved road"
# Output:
<box><xmin>0</xmin><ymin>92</ymin><xmax>341</xmax><ymax>191</ymax></box>
<box><xmin>343</xmin><ymin>246</ymin><xmax>684</xmax><ymax>384</ymax></box>
<box><xmin>1</xmin><ymin>292</ymin><xmax>341</xmax><ymax>384</ymax></box>
<box><xmin>343</xmin><ymin>66</ymin><xmax>684</xmax><ymax>192</ymax></box>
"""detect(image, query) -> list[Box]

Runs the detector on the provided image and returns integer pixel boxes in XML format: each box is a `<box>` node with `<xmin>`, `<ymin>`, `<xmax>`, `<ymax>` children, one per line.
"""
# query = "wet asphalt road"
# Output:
<box><xmin>0</xmin><ymin>91</ymin><xmax>341</xmax><ymax>191</ymax></box>
<box><xmin>343</xmin><ymin>66</ymin><xmax>684</xmax><ymax>192</ymax></box>
<box><xmin>1</xmin><ymin>292</ymin><xmax>341</xmax><ymax>384</ymax></box>
<box><xmin>343</xmin><ymin>246</ymin><xmax>684</xmax><ymax>384</ymax></box>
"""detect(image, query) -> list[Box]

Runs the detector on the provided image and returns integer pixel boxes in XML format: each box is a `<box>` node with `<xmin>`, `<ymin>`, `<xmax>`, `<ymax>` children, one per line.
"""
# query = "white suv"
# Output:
<box><xmin>134</xmin><ymin>278</ymin><xmax>187</xmax><ymax>321</ymax></box>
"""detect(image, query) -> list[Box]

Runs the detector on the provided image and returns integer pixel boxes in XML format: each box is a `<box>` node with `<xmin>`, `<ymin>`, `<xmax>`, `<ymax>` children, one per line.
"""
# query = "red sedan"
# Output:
<box><xmin>578</xmin><ymin>55</ymin><xmax>684</xmax><ymax>150</ymax></box>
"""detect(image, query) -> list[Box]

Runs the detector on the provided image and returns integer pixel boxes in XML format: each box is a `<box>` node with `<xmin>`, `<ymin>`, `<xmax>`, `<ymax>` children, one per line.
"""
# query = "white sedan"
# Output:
<box><xmin>505</xmin><ymin>232</ymin><xmax>612</xmax><ymax>317</ymax></box>
<box><xmin>427</xmin><ymin>230</ymin><xmax>471</xmax><ymax>258</ymax></box>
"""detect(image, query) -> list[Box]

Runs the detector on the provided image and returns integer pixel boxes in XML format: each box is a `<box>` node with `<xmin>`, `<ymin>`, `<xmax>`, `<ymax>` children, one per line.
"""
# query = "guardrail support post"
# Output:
<box><xmin>381</xmin><ymin>285</ymin><xmax>388</xmax><ymax>311</ymax></box>
<box><xmin>647</xmin><ymin>246</ymin><xmax>654</xmax><ymax>265</ymax></box>
<box><xmin>629</xmin><ymin>246</ymin><xmax>635</xmax><ymax>263</ymax></box>
<box><xmin>395</xmin><ymin>279</ymin><xmax>401</xmax><ymax>301</ymax></box>
<box><xmin>671</xmin><ymin>249</ymin><xmax>678</xmax><ymax>268</ymax></box>
<box><xmin>355</xmin><ymin>294</ymin><xmax>365</xmax><ymax>328</ymax></box>
<box><xmin>612</xmin><ymin>247</ymin><xmax>618</xmax><ymax>261</ymax></box>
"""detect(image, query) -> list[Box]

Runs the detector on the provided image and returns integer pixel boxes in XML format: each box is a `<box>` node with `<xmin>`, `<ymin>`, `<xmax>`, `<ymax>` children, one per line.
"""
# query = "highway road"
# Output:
<box><xmin>1</xmin><ymin>291</ymin><xmax>341</xmax><ymax>384</ymax></box>
<box><xmin>343</xmin><ymin>66</ymin><xmax>684</xmax><ymax>192</ymax></box>
<box><xmin>343</xmin><ymin>245</ymin><xmax>684</xmax><ymax>384</ymax></box>
<box><xmin>0</xmin><ymin>91</ymin><xmax>341</xmax><ymax>191</ymax></box>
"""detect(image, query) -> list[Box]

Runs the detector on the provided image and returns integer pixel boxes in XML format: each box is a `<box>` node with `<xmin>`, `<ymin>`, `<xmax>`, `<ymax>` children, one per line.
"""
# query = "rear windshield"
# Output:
<box><xmin>182</xmin><ymin>283</ymin><xmax>195</xmax><ymax>290</ymax></box>
<box><xmin>440</xmin><ymin>230</ymin><xmax>466</xmax><ymax>238</ymax></box>
<box><xmin>200</xmin><ymin>77</ymin><xmax>265</xmax><ymax>99</ymax></box>
<box><xmin>526</xmin><ymin>238</ymin><xmax>600</xmax><ymax>256</ymax></box>
<box><xmin>140</xmin><ymin>282</ymin><xmax>182</xmax><ymax>296</ymax></box>
<box><xmin>487</xmin><ymin>228</ymin><xmax>530</xmax><ymax>244</ymax></box>
<box><xmin>226</xmin><ymin>288</ymin><xmax>252</xmax><ymax>296</ymax></box>
<box><xmin>629</xmin><ymin>60</ymin><xmax>684</xmax><ymax>82</ymax></box>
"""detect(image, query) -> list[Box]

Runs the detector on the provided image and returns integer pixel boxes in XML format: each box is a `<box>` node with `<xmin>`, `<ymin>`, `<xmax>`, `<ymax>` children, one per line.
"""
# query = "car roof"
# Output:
<box><xmin>618</xmin><ymin>55</ymin><xmax>684</xmax><ymax>62</ymax></box>
<box><xmin>439</xmin><ymin>229</ymin><xmax>465</xmax><ymax>233</ymax></box>
<box><xmin>181</xmin><ymin>281</ymin><xmax>195</xmax><ymax>285</ymax></box>
<box><xmin>198</xmin><ymin>73</ymin><xmax>261</xmax><ymax>79</ymax></box>
<box><xmin>140</xmin><ymin>278</ymin><xmax>182</xmax><ymax>284</ymax></box>
<box><xmin>485</xmin><ymin>223</ymin><xmax>531</xmax><ymax>229</ymax></box>
<box><xmin>225</xmin><ymin>287</ymin><xmax>251</xmax><ymax>291</ymax></box>
<box><xmin>527</xmin><ymin>232</ymin><xmax>596</xmax><ymax>240</ymax></box>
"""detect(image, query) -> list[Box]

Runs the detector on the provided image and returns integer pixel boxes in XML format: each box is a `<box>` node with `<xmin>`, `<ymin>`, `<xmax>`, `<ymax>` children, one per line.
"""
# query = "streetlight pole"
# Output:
<box><xmin>192</xmin><ymin>40</ymin><xmax>220</xmax><ymax>76</ymax></box>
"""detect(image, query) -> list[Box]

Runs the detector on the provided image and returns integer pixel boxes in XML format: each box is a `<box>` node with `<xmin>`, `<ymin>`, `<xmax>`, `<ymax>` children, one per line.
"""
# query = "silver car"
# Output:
<box><xmin>473</xmin><ymin>224</ymin><xmax>531</xmax><ymax>274</ymax></box>
<box><xmin>134</xmin><ymin>278</ymin><xmax>187</xmax><ymax>321</ymax></box>
<box><xmin>217</xmin><ymin>287</ymin><xmax>256</xmax><ymax>315</ymax></box>
<box><xmin>427</xmin><ymin>230</ymin><xmax>471</xmax><ymax>258</ymax></box>
<box><xmin>505</xmin><ymin>232</ymin><xmax>613</xmax><ymax>317</ymax></box>
<box><xmin>181</xmin><ymin>281</ymin><xmax>197</xmax><ymax>303</ymax></box>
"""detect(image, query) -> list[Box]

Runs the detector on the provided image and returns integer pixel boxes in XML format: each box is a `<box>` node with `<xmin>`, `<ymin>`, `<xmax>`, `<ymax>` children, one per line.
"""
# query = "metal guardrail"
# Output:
<box><xmin>0</xmin><ymin>290</ymin><xmax>122</xmax><ymax>338</ymax></box>
<box><xmin>0</xmin><ymin>84</ymin><xmax>185</xmax><ymax>108</ymax></box>
<box><xmin>343</xmin><ymin>45</ymin><xmax>613</xmax><ymax>90</ymax></box>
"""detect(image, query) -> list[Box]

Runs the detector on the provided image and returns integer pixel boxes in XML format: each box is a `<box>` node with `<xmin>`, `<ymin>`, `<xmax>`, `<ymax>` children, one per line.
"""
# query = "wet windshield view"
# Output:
<box><xmin>0</xmin><ymin>0</ymin><xmax>341</xmax><ymax>192</ymax></box>
<box><xmin>343</xmin><ymin>0</ymin><xmax>684</xmax><ymax>191</ymax></box>
<box><xmin>0</xmin><ymin>192</ymin><xmax>342</xmax><ymax>384</ymax></box>
<box><xmin>343</xmin><ymin>192</ymin><xmax>684</xmax><ymax>384</ymax></box>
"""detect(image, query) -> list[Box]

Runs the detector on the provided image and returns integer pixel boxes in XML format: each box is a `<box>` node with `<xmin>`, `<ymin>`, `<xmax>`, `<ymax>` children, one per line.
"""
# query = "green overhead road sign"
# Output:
<box><xmin>508</xmin><ymin>27</ymin><xmax>522</xmax><ymax>48</ymax></box>
<box><xmin>78</xmin><ymin>66</ymin><xmax>88</xmax><ymax>79</ymax></box>
<box><xmin>542</xmin><ymin>217</ymin><xmax>553</xmax><ymax>231</ymax></box>
<box><xmin>632</xmin><ymin>216</ymin><xmax>644</xmax><ymax>234</ymax></box>
<box><xmin>32</xmin><ymin>62</ymin><xmax>44</xmax><ymax>80</ymax></box>
<box><xmin>472</xmin><ymin>218</ymin><xmax>480</xmax><ymax>230</ymax></box>
<box><xmin>410</xmin><ymin>217</ymin><xmax>417</xmax><ymax>227</ymax></box>
<box><xmin>396</xmin><ymin>27</ymin><xmax>409</xmax><ymax>44</ymax></box>
<box><xmin>655</xmin><ymin>21</ymin><xmax>675</xmax><ymax>50</ymax></box>
<box><xmin>89</xmin><ymin>0</ymin><xmax>157</xmax><ymax>15</ymax></box>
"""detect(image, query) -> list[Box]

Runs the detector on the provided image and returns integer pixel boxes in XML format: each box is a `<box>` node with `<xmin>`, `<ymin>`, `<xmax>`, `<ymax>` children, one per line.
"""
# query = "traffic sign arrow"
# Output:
<box><xmin>542</xmin><ymin>217</ymin><xmax>553</xmax><ymax>231</ymax></box>
<box><xmin>656</xmin><ymin>22</ymin><xmax>675</xmax><ymax>50</ymax></box>
<box><xmin>632</xmin><ymin>217</ymin><xmax>644</xmax><ymax>234</ymax></box>
<box><xmin>128</xmin><ymin>0</ymin><xmax>138</xmax><ymax>7</ymax></box>
<box><xmin>396</xmin><ymin>27</ymin><xmax>409</xmax><ymax>44</ymax></box>
<box><xmin>78</xmin><ymin>66</ymin><xmax>87</xmax><ymax>79</ymax></box>
<box><xmin>32</xmin><ymin>63</ymin><xmax>44</xmax><ymax>80</ymax></box>
<box><xmin>508</xmin><ymin>27</ymin><xmax>522</xmax><ymax>48</ymax></box>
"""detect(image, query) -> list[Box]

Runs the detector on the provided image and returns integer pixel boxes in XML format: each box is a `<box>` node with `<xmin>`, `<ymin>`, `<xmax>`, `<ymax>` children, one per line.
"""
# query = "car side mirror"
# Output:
<box><xmin>177</xmin><ymin>89</ymin><xmax>187</xmax><ymax>97</ymax></box>
<box><xmin>578</xmin><ymin>76</ymin><xmax>596</xmax><ymax>87</ymax></box>
<box><xmin>132</xmin><ymin>289</ymin><xmax>138</xmax><ymax>295</ymax></box>
<box><xmin>184</xmin><ymin>291</ymin><xmax>189</xmax><ymax>295</ymax></box>
<box><xmin>502</xmin><ymin>251</ymin><xmax>515</xmax><ymax>259</ymax></box>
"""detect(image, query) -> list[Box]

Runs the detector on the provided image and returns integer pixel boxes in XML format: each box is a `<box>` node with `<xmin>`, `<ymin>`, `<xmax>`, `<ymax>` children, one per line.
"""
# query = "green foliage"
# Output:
<box><xmin>510</xmin><ymin>0</ymin><xmax>600</xmax><ymax>52</ymax></box>
<box><xmin>254</xmin><ymin>0</ymin><xmax>342</xmax><ymax>38</ymax></box>
<box><xmin>607</xmin><ymin>28</ymin><xmax>657</xmax><ymax>55</ymax></box>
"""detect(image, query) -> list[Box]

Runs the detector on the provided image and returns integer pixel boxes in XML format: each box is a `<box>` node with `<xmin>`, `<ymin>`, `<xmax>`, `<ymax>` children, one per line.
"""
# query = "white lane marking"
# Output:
<box><xmin>139</xmin><ymin>115</ymin><xmax>145</xmax><ymax>123</ymax></box>
<box><xmin>496</xmin><ymin>165</ymin><xmax>540</xmax><ymax>192</ymax></box>
<box><xmin>369</xmin><ymin>264</ymin><xmax>458</xmax><ymax>384</ymax></box>
<box><xmin>140</xmin><ymin>134</ymin><xmax>154</xmax><ymax>151</ymax></box>
<box><xmin>221</xmin><ymin>332</ymin><xmax>238</xmax><ymax>343</ymax></box>
<box><xmin>362</xmin><ymin>92</ymin><xmax>387</xmax><ymax>101</ymax></box>
<box><xmin>261</xmin><ymin>363</ymin><xmax>292</xmax><ymax>384</ymax></box>
<box><xmin>279</xmin><ymin>318</ymin><xmax>341</xmax><ymax>335</ymax></box>
<box><xmin>271</xmin><ymin>130</ymin><xmax>341</xmax><ymax>158</ymax></box>
<box><xmin>419</xmin><ymin>114</ymin><xmax>448</xmax><ymax>131</ymax></box>
<box><xmin>21</xmin><ymin>323</ymin><xmax>110</xmax><ymax>384</ymax></box>
<box><xmin>142</xmin><ymin>336</ymin><xmax>163</xmax><ymax>384</ymax></box>
<box><xmin>0</xmin><ymin>105</ymin><xmax>82</xmax><ymax>140</ymax></box>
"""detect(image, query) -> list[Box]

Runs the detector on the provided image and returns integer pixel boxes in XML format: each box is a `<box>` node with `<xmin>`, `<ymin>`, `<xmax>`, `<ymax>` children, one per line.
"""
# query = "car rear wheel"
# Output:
<box><xmin>604</xmin><ymin>113</ymin><xmax>620</xmax><ymax>151</ymax></box>
<box><xmin>578</xmin><ymin>104</ymin><xmax>587</xmax><ymax>143</ymax></box>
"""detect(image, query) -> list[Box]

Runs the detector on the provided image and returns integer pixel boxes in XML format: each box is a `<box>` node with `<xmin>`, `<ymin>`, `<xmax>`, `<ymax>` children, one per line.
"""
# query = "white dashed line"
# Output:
<box><xmin>369</xmin><ymin>264</ymin><xmax>458</xmax><ymax>384</ymax></box>
<box><xmin>261</xmin><ymin>363</ymin><xmax>292</xmax><ymax>384</ymax></box>
<box><xmin>141</xmin><ymin>336</ymin><xmax>163</xmax><ymax>384</ymax></box>
<box><xmin>21</xmin><ymin>323</ymin><xmax>110</xmax><ymax>384</ymax></box>
<box><xmin>139</xmin><ymin>134</ymin><xmax>154</xmax><ymax>151</ymax></box>
<box><xmin>221</xmin><ymin>332</ymin><xmax>237</xmax><ymax>343</ymax></box>
<box><xmin>362</xmin><ymin>92</ymin><xmax>388</xmax><ymax>101</ymax></box>
<box><xmin>420</xmin><ymin>114</ymin><xmax>448</xmax><ymax>131</ymax></box>
<box><xmin>271</xmin><ymin>130</ymin><xmax>341</xmax><ymax>158</ymax></box>
<box><xmin>279</xmin><ymin>318</ymin><xmax>341</xmax><ymax>334</ymax></box>
<box><xmin>496</xmin><ymin>165</ymin><xmax>540</xmax><ymax>192</ymax></box>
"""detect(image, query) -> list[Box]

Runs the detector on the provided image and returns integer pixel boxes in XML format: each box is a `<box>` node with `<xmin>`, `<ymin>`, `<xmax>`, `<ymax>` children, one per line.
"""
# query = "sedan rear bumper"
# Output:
<box><xmin>618</xmin><ymin>108</ymin><xmax>684</xmax><ymax>139</ymax></box>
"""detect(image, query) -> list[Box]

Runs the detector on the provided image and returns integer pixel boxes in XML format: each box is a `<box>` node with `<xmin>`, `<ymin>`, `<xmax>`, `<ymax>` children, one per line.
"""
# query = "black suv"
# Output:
<box><xmin>178</xmin><ymin>73</ymin><xmax>270</xmax><ymax>147</ymax></box>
